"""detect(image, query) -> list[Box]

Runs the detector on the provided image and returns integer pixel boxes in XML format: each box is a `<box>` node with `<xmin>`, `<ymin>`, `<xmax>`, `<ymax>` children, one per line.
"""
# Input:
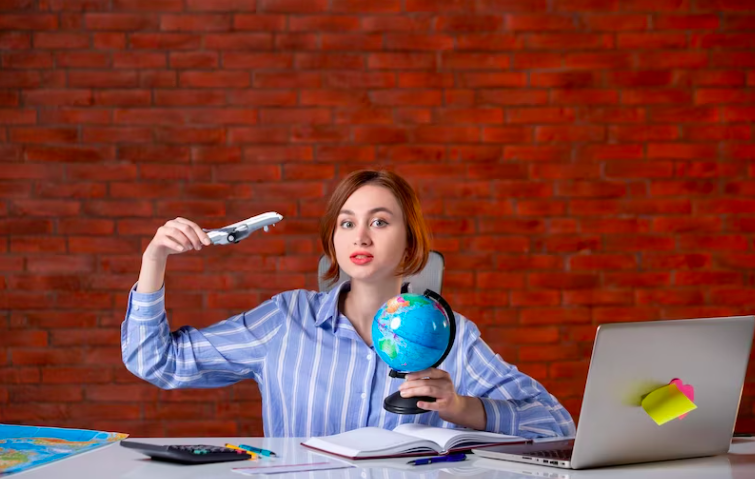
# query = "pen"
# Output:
<box><xmin>408</xmin><ymin>453</ymin><xmax>467</xmax><ymax>466</ymax></box>
<box><xmin>225</xmin><ymin>443</ymin><xmax>257</xmax><ymax>459</ymax></box>
<box><xmin>238</xmin><ymin>444</ymin><xmax>277</xmax><ymax>457</ymax></box>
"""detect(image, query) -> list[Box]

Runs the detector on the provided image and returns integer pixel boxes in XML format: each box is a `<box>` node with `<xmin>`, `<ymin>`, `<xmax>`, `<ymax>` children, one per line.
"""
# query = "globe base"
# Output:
<box><xmin>383</xmin><ymin>391</ymin><xmax>436</xmax><ymax>415</ymax></box>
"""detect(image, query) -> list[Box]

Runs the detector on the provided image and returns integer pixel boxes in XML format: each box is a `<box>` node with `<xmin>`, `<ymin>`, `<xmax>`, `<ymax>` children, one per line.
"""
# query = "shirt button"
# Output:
<box><xmin>366</xmin><ymin>354</ymin><xmax>372</xmax><ymax>360</ymax></box>
<box><xmin>361</xmin><ymin>393</ymin><xmax>367</xmax><ymax>399</ymax></box>
<box><xmin>134</xmin><ymin>305</ymin><xmax>140</xmax><ymax>311</ymax></box>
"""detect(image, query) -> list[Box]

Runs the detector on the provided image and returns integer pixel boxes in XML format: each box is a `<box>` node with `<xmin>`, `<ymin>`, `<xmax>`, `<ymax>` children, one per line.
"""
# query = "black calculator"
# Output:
<box><xmin>121</xmin><ymin>440</ymin><xmax>253</xmax><ymax>464</ymax></box>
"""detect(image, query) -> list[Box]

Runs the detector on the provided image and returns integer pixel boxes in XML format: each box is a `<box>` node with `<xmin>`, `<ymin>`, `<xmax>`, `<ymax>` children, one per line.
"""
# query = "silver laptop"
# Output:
<box><xmin>473</xmin><ymin>315</ymin><xmax>755</xmax><ymax>470</ymax></box>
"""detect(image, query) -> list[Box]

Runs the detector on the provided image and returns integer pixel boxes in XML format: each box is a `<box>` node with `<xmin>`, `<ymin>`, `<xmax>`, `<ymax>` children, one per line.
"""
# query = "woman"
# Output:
<box><xmin>122</xmin><ymin>170</ymin><xmax>575</xmax><ymax>439</ymax></box>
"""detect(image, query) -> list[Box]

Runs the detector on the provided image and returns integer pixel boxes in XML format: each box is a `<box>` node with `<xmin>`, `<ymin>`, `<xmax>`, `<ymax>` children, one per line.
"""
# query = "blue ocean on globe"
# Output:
<box><xmin>371</xmin><ymin>293</ymin><xmax>451</xmax><ymax>373</ymax></box>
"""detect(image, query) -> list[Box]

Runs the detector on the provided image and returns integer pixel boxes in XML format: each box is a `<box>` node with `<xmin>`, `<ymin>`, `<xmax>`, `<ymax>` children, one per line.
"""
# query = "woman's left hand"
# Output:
<box><xmin>398</xmin><ymin>368</ymin><xmax>463</xmax><ymax>416</ymax></box>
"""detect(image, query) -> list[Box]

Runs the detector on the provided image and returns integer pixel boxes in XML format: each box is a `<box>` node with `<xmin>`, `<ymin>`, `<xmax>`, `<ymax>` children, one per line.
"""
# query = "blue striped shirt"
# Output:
<box><xmin>121</xmin><ymin>281</ymin><xmax>575</xmax><ymax>439</ymax></box>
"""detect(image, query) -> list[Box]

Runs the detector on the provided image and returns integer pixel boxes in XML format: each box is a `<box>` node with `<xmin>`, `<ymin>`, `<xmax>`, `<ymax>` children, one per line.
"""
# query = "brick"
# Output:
<box><xmin>604</xmin><ymin>272</ymin><xmax>671</xmax><ymax>288</ymax></box>
<box><xmin>186</xmin><ymin>0</ymin><xmax>256</xmax><ymax>10</ymax></box>
<box><xmin>254</xmin><ymin>72</ymin><xmax>321</xmax><ymax>89</ymax></box>
<box><xmin>228</xmin><ymin>127</ymin><xmax>287</xmax><ymax>144</ymax></box>
<box><xmin>129</xmin><ymin>33</ymin><xmax>201</xmax><ymax>50</ymax></box>
<box><xmin>652</xmin><ymin>217</ymin><xmax>721</xmax><ymax>233</ymax></box>
<box><xmin>623</xmin><ymin>89</ymin><xmax>690</xmax><ymax>105</ymax></box>
<box><xmin>535</xmin><ymin>126</ymin><xmax>605</xmax><ymax>142</ymax></box>
<box><xmin>2</xmin><ymin>52</ymin><xmax>54</xmax><ymax>69</ymax></box>
<box><xmin>604</xmin><ymin>235</ymin><xmax>675</xmax><ymax>251</ymax></box>
<box><xmin>457</xmin><ymin>34</ymin><xmax>521</xmax><ymax>51</ymax></box>
<box><xmin>593</xmin><ymin>307</ymin><xmax>660</xmax><ymax>323</ymax></box>
<box><xmin>233</xmin><ymin>14</ymin><xmax>285</xmax><ymax>30</ymax></box>
<box><xmin>532</xmin><ymin>164</ymin><xmax>601</xmax><ymax>180</ymax></box>
<box><xmin>609</xmin><ymin>125</ymin><xmax>679</xmax><ymax>142</ymax></box>
<box><xmin>243</xmin><ymin>147</ymin><xmax>312</xmax><ymax>162</ymax></box>
<box><xmin>205</xmin><ymin>33</ymin><xmax>272</xmax><ymax>50</ymax></box>
<box><xmin>618</xmin><ymin>33</ymin><xmax>687</xmax><ymax>49</ymax></box>
<box><xmin>8</xmin><ymin>237</ymin><xmax>58</xmax><ymax>256</ymax></box>
<box><xmin>507</xmin><ymin>14</ymin><xmax>574</xmax><ymax>31</ymax></box>
<box><xmin>331</xmin><ymin>0</ymin><xmax>400</xmax><ymax>11</ymax></box>
<box><xmin>353</xmin><ymin>126</ymin><xmax>409</xmax><ymax>143</ymax></box>
<box><xmin>154</xmin><ymin>90</ymin><xmax>224</xmax><ymax>106</ymax></box>
<box><xmin>160</xmin><ymin>14</ymin><xmax>232</xmax><ymax>32</ymax></box>
<box><xmin>529</xmin><ymin>273</ymin><xmax>598</xmax><ymax>290</ymax></box>
<box><xmin>552</xmin><ymin>89</ymin><xmax>619</xmax><ymax>105</ymax></box>
<box><xmin>83</xmin><ymin>200</ymin><xmax>153</xmax><ymax>217</ymax></box>
<box><xmin>224</xmin><ymin>52</ymin><xmax>294</xmax><ymax>69</ymax></box>
<box><xmin>636</xmin><ymin>290</ymin><xmax>705</xmax><ymax>306</ymax></box>
<box><xmin>441</xmin><ymin>53</ymin><xmax>510</xmax><ymax>70</ymax></box>
<box><xmin>481</xmin><ymin>126</ymin><xmax>532</xmax><ymax>143</ymax></box>
<box><xmin>33</xmin><ymin>33</ymin><xmax>89</xmax><ymax>49</ymax></box>
<box><xmin>68</xmin><ymin>71</ymin><xmax>138</xmax><ymax>89</ymax></box>
<box><xmin>570</xmin><ymin>254</ymin><xmax>636</xmax><ymax>270</ymax></box>
<box><xmin>385</xmin><ymin>34</ymin><xmax>455</xmax><ymax>51</ymax></box>
<box><xmin>322</xmin><ymin>33</ymin><xmax>382</xmax><ymax>51</ymax></box>
<box><xmin>563</xmin><ymin>290</ymin><xmax>633</xmax><ymax>306</ymax></box>
<box><xmin>179</xmin><ymin>71</ymin><xmax>250</xmax><ymax>88</ymax></box>
<box><xmin>709</xmin><ymin>288</ymin><xmax>755</xmax><ymax>306</ymax></box>
<box><xmin>35</xmin><ymin>182</ymin><xmax>106</xmax><ymax>199</ymax></box>
<box><xmin>643</xmin><ymin>253</ymin><xmax>711</xmax><ymax>270</ymax></box>
<box><xmin>583</xmin><ymin>13</ymin><xmax>648</xmax><ymax>30</ymax></box>
<box><xmin>112</xmin><ymin>0</ymin><xmax>183</xmax><ymax>10</ymax></box>
<box><xmin>82</xmin><ymin>127</ymin><xmax>152</xmax><ymax>143</ymax></box>
<box><xmin>651</xmin><ymin>106</ymin><xmax>718</xmax><ymax>123</ymax></box>
<box><xmin>368</xmin><ymin>53</ymin><xmax>436</xmax><ymax>70</ymax></box>
<box><xmin>565</xmin><ymin>52</ymin><xmax>633</xmax><ymax>69</ymax></box>
<box><xmin>10</xmin><ymin>127</ymin><xmax>78</xmax><ymax>144</ymax></box>
<box><xmin>508</xmin><ymin>107</ymin><xmax>576</xmax><ymax>124</ymax></box>
<box><xmin>655</xmin><ymin>14</ymin><xmax>720</xmax><ymax>29</ymax></box>
<box><xmin>295</xmin><ymin>53</ymin><xmax>362</xmax><ymax>70</ymax></box>
<box><xmin>0</xmin><ymin>0</ymin><xmax>35</xmax><ymax>9</ymax></box>
<box><xmin>620</xmin><ymin>0</ymin><xmax>691</xmax><ymax>10</ymax></box>
<box><xmin>677</xmin><ymin>271</ymin><xmax>741</xmax><ymax>286</ymax></box>
<box><xmin>580</xmin><ymin>106</ymin><xmax>645</xmax><ymax>123</ymax></box>
<box><xmin>24</xmin><ymin>146</ymin><xmax>114</xmax><ymax>163</ymax></box>
<box><xmin>478</xmin><ymin>89</ymin><xmax>549</xmax><ymax>106</ymax></box>
<box><xmin>93</xmin><ymin>33</ymin><xmax>126</xmax><ymax>49</ymax></box>
<box><xmin>0</xmin><ymin>109</ymin><xmax>35</xmax><ymax>125</ymax></box>
<box><xmin>291</xmin><ymin>125</ymin><xmax>348</xmax><ymax>143</ymax></box>
<box><xmin>0</xmin><ymin>32</ymin><xmax>30</xmax><ymax>50</ymax></box>
<box><xmin>689</xmin><ymin>125</ymin><xmax>750</xmax><ymax>141</ymax></box>
<box><xmin>86</xmin><ymin>13</ymin><xmax>158</xmax><ymax>30</ymax></box>
<box><xmin>275</xmin><ymin>33</ymin><xmax>318</xmax><ymax>50</ymax></box>
<box><xmin>678</xmin><ymin>234</ymin><xmax>749</xmax><ymax>251</ymax></box>
<box><xmin>635</xmin><ymin>51</ymin><xmax>715</xmax><ymax>70</ymax></box>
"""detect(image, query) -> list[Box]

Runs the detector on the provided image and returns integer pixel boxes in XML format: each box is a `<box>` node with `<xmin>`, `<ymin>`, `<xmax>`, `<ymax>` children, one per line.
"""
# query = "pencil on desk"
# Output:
<box><xmin>225</xmin><ymin>443</ymin><xmax>257</xmax><ymax>459</ymax></box>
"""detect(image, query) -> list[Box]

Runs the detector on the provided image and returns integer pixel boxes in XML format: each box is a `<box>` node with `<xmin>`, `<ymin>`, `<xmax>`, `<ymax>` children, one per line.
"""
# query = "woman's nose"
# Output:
<box><xmin>353</xmin><ymin>225</ymin><xmax>372</xmax><ymax>246</ymax></box>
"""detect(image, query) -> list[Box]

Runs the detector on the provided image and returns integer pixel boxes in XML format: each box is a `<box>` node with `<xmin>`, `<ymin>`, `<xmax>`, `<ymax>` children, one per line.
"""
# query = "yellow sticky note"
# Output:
<box><xmin>641</xmin><ymin>383</ymin><xmax>697</xmax><ymax>426</ymax></box>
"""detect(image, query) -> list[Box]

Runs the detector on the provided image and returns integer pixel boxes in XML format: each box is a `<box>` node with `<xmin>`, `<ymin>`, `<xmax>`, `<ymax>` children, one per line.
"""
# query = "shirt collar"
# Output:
<box><xmin>315</xmin><ymin>280</ymin><xmax>413</xmax><ymax>329</ymax></box>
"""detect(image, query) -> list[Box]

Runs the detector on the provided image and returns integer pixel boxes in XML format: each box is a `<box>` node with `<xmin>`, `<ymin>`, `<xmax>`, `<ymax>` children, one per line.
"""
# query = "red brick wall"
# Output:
<box><xmin>2</xmin><ymin>0</ymin><xmax>755</xmax><ymax>437</ymax></box>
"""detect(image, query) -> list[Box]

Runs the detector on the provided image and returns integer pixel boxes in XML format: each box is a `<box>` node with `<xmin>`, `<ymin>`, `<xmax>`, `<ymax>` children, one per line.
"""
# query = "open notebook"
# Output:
<box><xmin>301</xmin><ymin>424</ymin><xmax>528</xmax><ymax>460</ymax></box>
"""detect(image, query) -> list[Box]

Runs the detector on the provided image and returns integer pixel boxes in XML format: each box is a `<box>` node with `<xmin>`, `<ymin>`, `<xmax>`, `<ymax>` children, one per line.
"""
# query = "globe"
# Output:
<box><xmin>371</xmin><ymin>289</ymin><xmax>457</xmax><ymax>414</ymax></box>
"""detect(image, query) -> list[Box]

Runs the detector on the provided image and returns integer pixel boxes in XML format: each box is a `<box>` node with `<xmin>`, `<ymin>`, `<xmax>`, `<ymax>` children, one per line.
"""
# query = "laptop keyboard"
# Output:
<box><xmin>527</xmin><ymin>449</ymin><xmax>573</xmax><ymax>460</ymax></box>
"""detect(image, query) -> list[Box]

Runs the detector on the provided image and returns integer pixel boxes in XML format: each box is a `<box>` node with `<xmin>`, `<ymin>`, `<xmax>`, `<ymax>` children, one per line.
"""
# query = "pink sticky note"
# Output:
<box><xmin>669</xmin><ymin>378</ymin><xmax>694</xmax><ymax>419</ymax></box>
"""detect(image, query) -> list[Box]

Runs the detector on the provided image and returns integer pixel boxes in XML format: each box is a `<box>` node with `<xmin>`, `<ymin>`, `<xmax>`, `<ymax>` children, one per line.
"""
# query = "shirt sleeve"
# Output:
<box><xmin>120</xmin><ymin>282</ymin><xmax>283</xmax><ymax>389</ymax></box>
<box><xmin>455</xmin><ymin>314</ymin><xmax>577</xmax><ymax>439</ymax></box>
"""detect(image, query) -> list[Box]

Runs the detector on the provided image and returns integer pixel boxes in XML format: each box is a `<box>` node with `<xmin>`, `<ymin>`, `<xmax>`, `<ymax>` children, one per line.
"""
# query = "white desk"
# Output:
<box><xmin>14</xmin><ymin>437</ymin><xmax>755</xmax><ymax>479</ymax></box>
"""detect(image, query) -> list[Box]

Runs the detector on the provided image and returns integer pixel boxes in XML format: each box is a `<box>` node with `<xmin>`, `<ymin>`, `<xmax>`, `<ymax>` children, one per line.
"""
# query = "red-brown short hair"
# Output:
<box><xmin>319</xmin><ymin>170</ymin><xmax>430</xmax><ymax>284</ymax></box>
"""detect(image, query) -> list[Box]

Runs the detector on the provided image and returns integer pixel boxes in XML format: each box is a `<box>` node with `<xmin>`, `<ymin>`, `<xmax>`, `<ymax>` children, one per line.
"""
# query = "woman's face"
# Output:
<box><xmin>333</xmin><ymin>184</ymin><xmax>408</xmax><ymax>285</ymax></box>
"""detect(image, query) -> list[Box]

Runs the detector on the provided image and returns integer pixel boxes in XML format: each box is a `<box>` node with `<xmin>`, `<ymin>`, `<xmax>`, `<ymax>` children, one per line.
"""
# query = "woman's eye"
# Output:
<box><xmin>340</xmin><ymin>220</ymin><xmax>354</xmax><ymax>228</ymax></box>
<box><xmin>371</xmin><ymin>219</ymin><xmax>387</xmax><ymax>227</ymax></box>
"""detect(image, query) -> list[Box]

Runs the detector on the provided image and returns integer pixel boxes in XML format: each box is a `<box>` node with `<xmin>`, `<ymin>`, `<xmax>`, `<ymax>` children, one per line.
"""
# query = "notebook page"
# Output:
<box><xmin>303</xmin><ymin>427</ymin><xmax>438</xmax><ymax>457</ymax></box>
<box><xmin>393</xmin><ymin>423</ymin><xmax>521</xmax><ymax>451</ymax></box>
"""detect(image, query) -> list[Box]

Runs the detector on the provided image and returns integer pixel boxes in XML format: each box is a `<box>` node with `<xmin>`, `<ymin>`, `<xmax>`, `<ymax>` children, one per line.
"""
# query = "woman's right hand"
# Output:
<box><xmin>143</xmin><ymin>217</ymin><xmax>213</xmax><ymax>262</ymax></box>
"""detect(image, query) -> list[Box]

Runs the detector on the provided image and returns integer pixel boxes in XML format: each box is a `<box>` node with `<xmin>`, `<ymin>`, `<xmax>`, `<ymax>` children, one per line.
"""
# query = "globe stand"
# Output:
<box><xmin>383</xmin><ymin>289</ymin><xmax>457</xmax><ymax>415</ymax></box>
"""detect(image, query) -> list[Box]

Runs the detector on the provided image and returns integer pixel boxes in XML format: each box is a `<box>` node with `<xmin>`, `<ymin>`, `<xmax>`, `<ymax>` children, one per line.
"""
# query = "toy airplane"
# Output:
<box><xmin>203</xmin><ymin>212</ymin><xmax>283</xmax><ymax>246</ymax></box>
